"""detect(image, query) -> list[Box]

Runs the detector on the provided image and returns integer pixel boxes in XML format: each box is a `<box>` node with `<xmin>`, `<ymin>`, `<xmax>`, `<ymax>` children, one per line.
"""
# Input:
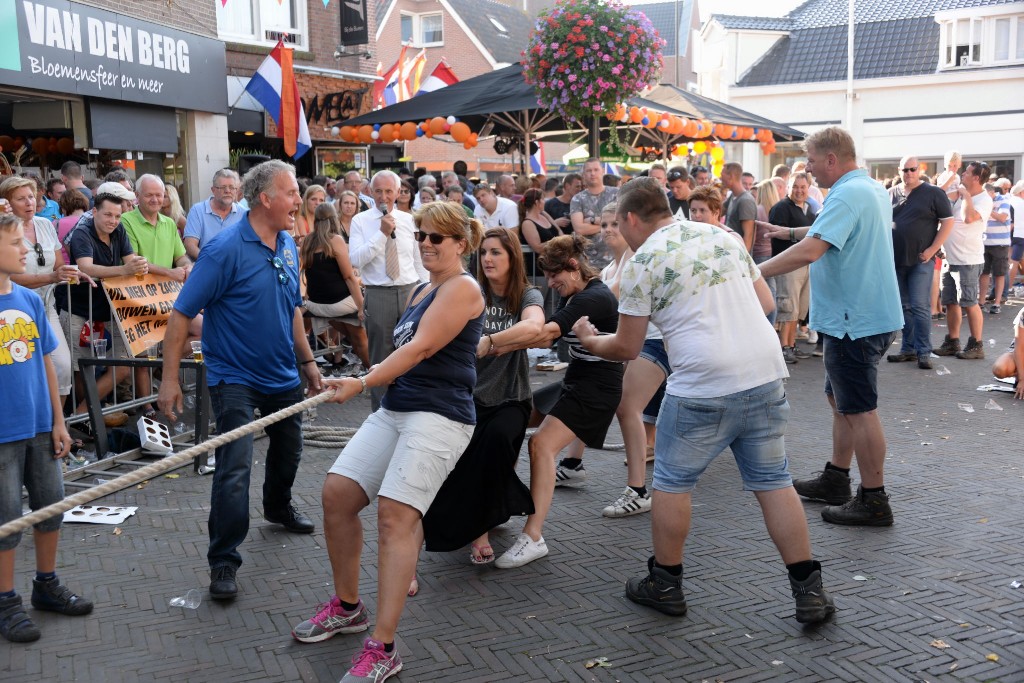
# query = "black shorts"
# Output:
<box><xmin>823</xmin><ymin>331</ymin><xmax>897</xmax><ymax>414</ymax></box>
<box><xmin>533</xmin><ymin>360</ymin><xmax>623</xmax><ymax>447</ymax></box>
<box><xmin>983</xmin><ymin>245</ymin><xmax>1010</xmax><ymax>277</ymax></box>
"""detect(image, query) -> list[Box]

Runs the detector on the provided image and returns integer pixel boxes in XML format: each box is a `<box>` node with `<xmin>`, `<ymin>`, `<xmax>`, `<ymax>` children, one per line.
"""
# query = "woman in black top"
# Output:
<box><xmin>300</xmin><ymin>203</ymin><xmax>369</xmax><ymax>368</ymax></box>
<box><xmin>518</xmin><ymin>188</ymin><xmax>560</xmax><ymax>277</ymax></box>
<box><xmin>494</xmin><ymin>234</ymin><xmax>624</xmax><ymax>570</ymax></box>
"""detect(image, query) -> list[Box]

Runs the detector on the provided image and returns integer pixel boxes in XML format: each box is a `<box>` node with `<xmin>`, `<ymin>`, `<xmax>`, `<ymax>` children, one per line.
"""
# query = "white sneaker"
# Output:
<box><xmin>495</xmin><ymin>533</ymin><xmax>548</xmax><ymax>569</ymax></box>
<box><xmin>806</xmin><ymin>330</ymin><xmax>819</xmax><ymax>344</ymax></box>
<box><xmin>602</xmin><ymin>487</ymin><xmax>652</xmax><ymax>518</ymax></box>
<box><xmin>554</xmin><ymin>464</ymin><xmax>587</xmax><ymax>488</ymax></box>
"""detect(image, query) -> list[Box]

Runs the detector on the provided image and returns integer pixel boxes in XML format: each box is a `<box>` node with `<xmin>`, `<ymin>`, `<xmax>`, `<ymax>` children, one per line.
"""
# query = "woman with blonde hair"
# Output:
<box><xmin>336</xmin><ymin>190</ymin><xmax>360</xmax><ymax>243</ymax></box>
<box><xmin>161</xmin><ymin>184</ymin><xmax>187</xmax><ymax>236</ymax></box>
<box><xmin>293</xmin><ymin>184</ymin><xmax>325</xmax><ymax>244</ymax></box>
<box><xmin>1</xmin><ymin>176</ymin><xmax>82</xmax><ymax>403</ymax></box>
<box><xmin>754</xmin><ymin>179</ymin><xmax>782</xmax><ymax>324</ymax></box>
<box><xmin>293</xmin><ymin>200</ymin><xmax>485</xmax><ymax>681</ymax></box>
<box><xmin>300</xmin><ymin>203</ymin><xmax>368</xmax><ymax>370</ymax></box>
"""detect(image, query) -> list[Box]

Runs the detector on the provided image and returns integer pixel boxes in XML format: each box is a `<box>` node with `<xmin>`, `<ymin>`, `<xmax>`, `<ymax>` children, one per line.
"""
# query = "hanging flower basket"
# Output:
<box><xmin>522</xmin><ymin>0</ymin><xmax>665</xmax><ymax>135</ymax></box>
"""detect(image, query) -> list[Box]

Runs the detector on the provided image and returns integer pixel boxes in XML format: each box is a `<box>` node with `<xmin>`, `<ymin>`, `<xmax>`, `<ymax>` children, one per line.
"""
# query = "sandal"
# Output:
<box><xmin>407</xmin><ymin>575</ymin><xmax>419</xmax><ymax>596</ymax></box>
<box><xmin>470</xmin><ymin>543</ymin><xmax>495</xmax><ymax>565</ymax></box>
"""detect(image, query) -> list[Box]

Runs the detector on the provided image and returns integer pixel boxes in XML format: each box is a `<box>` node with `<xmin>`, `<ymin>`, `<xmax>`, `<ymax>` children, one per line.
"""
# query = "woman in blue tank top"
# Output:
<box><xmin>296</xmin><ymin>201</ymin><xmax>484</xmax><ymax>681</ymax></box>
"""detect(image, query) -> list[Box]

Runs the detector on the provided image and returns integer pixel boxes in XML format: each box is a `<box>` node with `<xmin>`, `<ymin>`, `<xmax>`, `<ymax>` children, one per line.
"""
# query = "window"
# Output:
<box><xmin>487</xmin><ymin>16</ymin><xmax>508</xmax><ymax>34</ymax></box>
<box><xmin>993</xmin><ymin>16</ymin><xmax>1024</xmax><ymax>62</ymax></box>
<box><xmin>399</xmin><ymin>13</ymin><xmax>443</xmax><ymax>47</ymax></box>
<box><xmin>216</xmin><ymin>0</ymin><xmax>308</xmax><ymax>50</ymax></box>
<box><xmin>939</xmin><ymin>14</ymin><xmax>1024</xmax><ymax>68</ymax></box>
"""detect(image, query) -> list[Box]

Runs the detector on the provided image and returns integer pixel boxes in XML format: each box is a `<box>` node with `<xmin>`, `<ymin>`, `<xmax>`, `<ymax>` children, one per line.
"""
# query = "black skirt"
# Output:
<box><xmin>422</xmin><ymin>399</ymin><xmax>535</xmax><ymax>552</ymax></box>
<box><xmin>532</xmin><ymin>360</ymin><xmax>624</xmax><ymax>448</ymax></box>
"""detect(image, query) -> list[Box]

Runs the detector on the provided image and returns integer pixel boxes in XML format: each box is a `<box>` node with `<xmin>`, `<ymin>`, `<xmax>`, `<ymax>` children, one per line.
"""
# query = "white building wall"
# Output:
<box><xmin>185</xmin><ymin>112</ymin><xmax>231</xmax><ymax>204</ymax></box>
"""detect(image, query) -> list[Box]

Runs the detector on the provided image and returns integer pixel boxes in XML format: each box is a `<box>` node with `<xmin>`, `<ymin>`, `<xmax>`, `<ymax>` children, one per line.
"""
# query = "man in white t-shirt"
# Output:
<box><xmin>573</xmin><ymin>177</ymin><xmax>834</xmax><ymax>625</ymax></box>
<box><xmin>472</xmin><ymin>185</ymin><xmax>519</xmax><ymax>231</ymax></box>
<box><xmin>933</xmin><ymin>161</ymin><xmax>994</xmax><ymax>360</ymax></box>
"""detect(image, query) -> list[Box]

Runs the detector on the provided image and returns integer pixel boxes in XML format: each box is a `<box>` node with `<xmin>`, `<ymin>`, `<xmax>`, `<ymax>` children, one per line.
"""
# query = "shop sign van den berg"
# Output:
<box><xmin>1</xmin><ymin>1</ymin><xmax>227</xmax><ymax>114</ymax></box>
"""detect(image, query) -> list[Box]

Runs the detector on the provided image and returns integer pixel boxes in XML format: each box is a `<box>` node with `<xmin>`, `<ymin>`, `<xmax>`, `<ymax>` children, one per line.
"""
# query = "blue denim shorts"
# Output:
<box><xmin>0</xmin><ymin>433</ymin><xmax>65</xmax><ymax>550</ymax></box>
<box><xmin>823</xmin><ymin>331</ymin><xmax>897</xmax><ymax>414</ymax></box>
<box><xmin>637</xmin><ymin>338</ymin><xmax>670</xmax><ymax>423</ymax></box>
<box><xmin>653</xmin><ymin>380</ymin><xmax>792</xmax><ymax>493</ymax></box>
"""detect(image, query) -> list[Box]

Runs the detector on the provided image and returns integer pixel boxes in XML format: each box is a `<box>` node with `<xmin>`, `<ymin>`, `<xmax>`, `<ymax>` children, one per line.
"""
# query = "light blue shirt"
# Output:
<box><xmin>807</xmin><ymin>169</ymin><xmax>903</xmax><ymax>340</ymax></box>
<box><xmin>175</xmin><ymin>216</ymin><xmax>302</xmax><ymax>393</ymax></box>
<box><xmin>36</xmin><ymin>198</ymin><xmax>61</xmax><ymax>223</ymax></box>
<box><xmin>183</xmin><ymin>198</ymin><xmax>246</xmax><ymax>248</ymax></box>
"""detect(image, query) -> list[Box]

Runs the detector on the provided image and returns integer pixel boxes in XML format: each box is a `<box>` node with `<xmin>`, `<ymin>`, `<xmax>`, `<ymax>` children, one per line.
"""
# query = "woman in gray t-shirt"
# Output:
<box><xmin>422</xmin><ymin>229</ymin><xmax>545</xmax><ymax>563</ymax></box>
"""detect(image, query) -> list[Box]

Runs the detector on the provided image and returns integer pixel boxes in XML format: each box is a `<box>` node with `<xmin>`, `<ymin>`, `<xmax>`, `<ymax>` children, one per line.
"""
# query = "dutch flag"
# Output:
<box><xmin>245</xmin><ymin>40</ymin><xmax>311</xmax><ymax>160</ymax></box>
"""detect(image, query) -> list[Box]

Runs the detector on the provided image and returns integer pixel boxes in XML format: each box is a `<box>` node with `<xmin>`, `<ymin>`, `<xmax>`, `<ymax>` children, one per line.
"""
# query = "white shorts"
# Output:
<box><xmin>328</xmin><ymin>409</ymin><xmax>474</xmax><ymax>514</ymax></box>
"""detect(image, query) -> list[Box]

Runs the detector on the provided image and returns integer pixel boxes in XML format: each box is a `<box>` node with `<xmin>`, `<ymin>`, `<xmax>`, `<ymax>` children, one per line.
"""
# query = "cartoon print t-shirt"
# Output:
<box><xmin>0</xmin><ymin>284</ymin><xmax>58</xmax><ymax>444</ymax></box>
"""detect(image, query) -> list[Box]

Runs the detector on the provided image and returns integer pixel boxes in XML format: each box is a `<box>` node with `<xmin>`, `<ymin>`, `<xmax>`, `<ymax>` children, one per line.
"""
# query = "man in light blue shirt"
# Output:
<box><xmin>759</xmin><ymin>126</ymin><xmax>903</xmax><ymax>528</ymax></box>
<box><xmin>182</xmin><ymin>169</ymin><xmax>245</xmax><ymax>260</ymax></box>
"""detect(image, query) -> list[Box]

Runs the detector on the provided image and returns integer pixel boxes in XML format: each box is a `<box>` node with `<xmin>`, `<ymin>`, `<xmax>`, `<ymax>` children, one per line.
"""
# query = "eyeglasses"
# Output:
<box><xmin>414</xmin><ymin>231</ymin><xmax>460</xmax><ymax>245</ymax></box>
<box><xmin>900</xmin><ymin>167</ymin><xmax>918</xmax><ymax>173</ymax></box>
<box><xmin>32</xmin><ymin>242</ymin><xmax>44</xmax><ymax>267</ymax></box>
<box><xmin>268</xmin><ymin>256</ymin><xmax>289</xmax><ymax>285</ymax></box>
<box><xmin>213</xmin><ymin>185</ymin><xmax>238</xmax><ymax>192</ymax></box>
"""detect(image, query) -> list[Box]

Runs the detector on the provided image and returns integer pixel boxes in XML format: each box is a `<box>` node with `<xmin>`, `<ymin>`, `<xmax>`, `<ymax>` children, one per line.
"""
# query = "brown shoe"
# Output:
<box><xmin>932</xmin><ymin>335</ymin><xmax>961</xmax><ymax>356</ymax></box>
<box><xmin>955</xmin><ymin>337</ymin><xmax>985</xmax><ymax>360</ymax></box>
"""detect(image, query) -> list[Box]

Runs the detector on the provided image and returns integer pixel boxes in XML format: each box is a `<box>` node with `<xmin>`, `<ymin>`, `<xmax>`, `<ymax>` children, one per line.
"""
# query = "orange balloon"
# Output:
<box><xmin>57</xmin><ymin>137</ymin><xmax>75</xmax><ymax>155</ymax></box>
<box><xmin>379</xmin><ymin>124</ymin><xmax>394</xmax><ymax>142</ymax></box>
<box><xmin>339</xmin><ymin>126</ymin><xmax>355</xmax><ymax>142</ymax></box>
<box><xmin>614</xmin><ymin>104</ymin><xmax>626</xmax><ymax>121</ymax></box>
<box><xmin>424</xmin><ymin>129</ymin><xmax>434</xmax><ymax>139</ymax></box>
<box><xmin>463</xmin><ymin>141</ymin><xmax>473</xmax><ymax>150</ymax></box>
<box><xmin>32</xmin><ymin>138</ymin><xmax>48</xmax><ymax>154</ymax></box>
<box><xmin>682</xmin><ymin>120</ymin><xmax>696</xmax><ymax>137</ymax></box>
<box><xmin>670</xmin><ymin>117</ymin><xmax>684</xmax><ymax>135</ymax></box>
<box><xmin>629</xmin><ymin>106</ymin><xmax>643</xmax><ymax>123</ymax></box>
<box><xmin>429</xmin><ymin>117</ymin><xmax>447</xmax><ymax>135</ymax></box>
<box><xmin>398</xmin><ymin>122</ymin><xmax>416</xmax><ymax>140</ymax></box>
<box><xmin>357</xmin><ymin>125</ymin><xmax>374</xmax><ymax>144</ymax></box>
<box><xmin>450</xmin><ymin>122</ymin><xmax>470</xmax><ymax>143</ymax></box>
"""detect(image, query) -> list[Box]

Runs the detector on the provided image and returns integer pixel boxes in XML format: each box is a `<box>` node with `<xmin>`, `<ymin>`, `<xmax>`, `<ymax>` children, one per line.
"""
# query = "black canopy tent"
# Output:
<box><xmin>343</xmin><ymin>63</ymin><xmax>803</xmax><ymax>168</ymax></box>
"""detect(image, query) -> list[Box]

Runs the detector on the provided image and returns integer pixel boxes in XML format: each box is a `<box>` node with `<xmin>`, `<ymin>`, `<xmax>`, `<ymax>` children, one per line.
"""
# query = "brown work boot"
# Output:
<box><xmin>932</xmin><ymin>335</ymin><xmax>961</xmax><ymax>356</ymax></box>
<box><xmin>955</xmin><ymin>337</ymin><xmax>985</xmax><ymax>359</ymax></box>
<box><xmin>793</xmin><ymin>464</ymin><xmax>852</xmax><ymax>505</ymax></box>
<box><xmin>821</xmin><ymin>486</ymin><xmax>894</xmax><ymax>526</ymax></box>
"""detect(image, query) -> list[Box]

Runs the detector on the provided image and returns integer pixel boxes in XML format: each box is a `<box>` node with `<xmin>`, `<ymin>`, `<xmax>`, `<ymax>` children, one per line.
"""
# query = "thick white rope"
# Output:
<box><xmin>0</xmin><ymin>389</ymin><xmax>337</xmax><ymax>540</ymax></box>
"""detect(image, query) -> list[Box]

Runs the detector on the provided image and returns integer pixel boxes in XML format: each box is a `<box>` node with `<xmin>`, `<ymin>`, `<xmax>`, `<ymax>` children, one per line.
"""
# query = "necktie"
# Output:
<box><xmin>385</xmin><ymin>233</ymin><xmax>400</xmax><ymax>282</ymax></box>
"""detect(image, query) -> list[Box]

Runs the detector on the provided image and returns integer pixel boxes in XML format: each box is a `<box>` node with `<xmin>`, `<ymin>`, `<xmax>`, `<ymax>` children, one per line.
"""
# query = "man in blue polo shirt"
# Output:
<box><xmin>157</xmin><ymin>160</ymin><xmax>323</xmax><ymax>601</ymax></box>
<box><xmin>182</xmin><ymin>169</ymin><xmax>245</xmax><ymax>260</ymax></box>
<box><xmin>759</xmin><ymin>126</ymin><xmax>903</xmax><ymax>527</ymax></box>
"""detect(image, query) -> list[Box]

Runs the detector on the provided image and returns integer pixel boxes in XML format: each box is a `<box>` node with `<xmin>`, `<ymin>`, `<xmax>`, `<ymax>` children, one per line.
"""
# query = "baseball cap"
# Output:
<box><xmin>96</xmin><ymin>182</ymin><xmax>136</xmax><ymax>202</ymax></box>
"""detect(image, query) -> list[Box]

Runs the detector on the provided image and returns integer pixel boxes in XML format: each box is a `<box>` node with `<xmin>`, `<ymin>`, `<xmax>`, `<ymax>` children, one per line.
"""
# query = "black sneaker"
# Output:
<box><xmin>625</xmin><ymin>557</ymin><xmax>687</xmax><ymax>616</ymax></box>
<box><xmin>31</xmin><ymin>577</ymin><xmax>93</xmax><ymax>616</ymax></box>
<box><xmin>933</xmin><ymin>335</ymin><xmax>961</xmax><ymax>357</ymax></box>
<box><xmin>265</xmin><ymin>504</ymin><xmax>315</xmax><ymax>534</ymax></box>
<box><xmin>955</xmin><ymin>337</ymin><xmax>985</xmax><ymax>360</ymax></box>
<box><xmin>821</xmin><ymin>485</ymin><xmax>893</xmax><ymax>526</ymax></box>
<box><xmin>0</xmin><ymin>595</ymin><xmax>40</xmax><ymax>643</ymax></box>
<box><xmin>789</xmin><ymin>562</ymin><xmax>835</xmax><ymax>624</ymax></box>
<box><xmin>210</xmin><ymin>565</ymin><xmax>238</xmax><ymax>600</ymax></box>
<box><xmin>793</xmin><ymin>464</ymin><xmax>852</xmax><ymax>505</ymax></box>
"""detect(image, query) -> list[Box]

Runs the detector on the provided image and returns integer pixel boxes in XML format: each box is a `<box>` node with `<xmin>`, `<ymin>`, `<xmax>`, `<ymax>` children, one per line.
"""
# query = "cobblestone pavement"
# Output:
<box><xmin>2</xmin><ymin>310</ymin><xmax>1022</xmax><ymax>682</ymax></box>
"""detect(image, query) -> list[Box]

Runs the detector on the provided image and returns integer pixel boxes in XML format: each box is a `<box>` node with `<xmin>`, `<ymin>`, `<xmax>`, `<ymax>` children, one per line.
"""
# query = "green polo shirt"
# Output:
<box><xmin>120</xmin><ymin>209</ymin><xmax>186</xmax><ymax>268</ymax></box>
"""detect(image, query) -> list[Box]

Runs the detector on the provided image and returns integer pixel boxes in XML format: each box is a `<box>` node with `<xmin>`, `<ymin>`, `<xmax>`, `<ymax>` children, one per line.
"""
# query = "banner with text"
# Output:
<box><xmin>102</xmin><ymin>274</ymin><xmax>181</xmax><ymax>357</ymax></box>
<box><xmin>340</xmin><ymin>0</ymin><xmax>368</xmax><ymax>47</ymax></box>
<box><xmin>0</xmin><ymin>0</ymin><xmax>227</xmax><ymax>113</ymax></box>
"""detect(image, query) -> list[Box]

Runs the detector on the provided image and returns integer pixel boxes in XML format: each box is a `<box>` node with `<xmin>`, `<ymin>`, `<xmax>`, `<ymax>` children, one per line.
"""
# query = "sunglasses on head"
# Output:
<box><xmin>414</xmin><ymin>231</ymin><xmax>460</xmax><ymax>245</ymax></box>
<box><xmin>667</xmin><ymin>172</ymin><xmax>686</xmax><ymax>181</ymax></box>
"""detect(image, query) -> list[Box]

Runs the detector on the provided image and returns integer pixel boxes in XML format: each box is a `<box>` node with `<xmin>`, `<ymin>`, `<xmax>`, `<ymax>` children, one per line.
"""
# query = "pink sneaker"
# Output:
<box><xmin>340</xmin><ymin>637</ymin><xmax>403</xmax><ymax>682</ymax></box>
<box><xmin>291</xmin><ymin>596</ymin><xmax>368</xmax><ymax>643</ymax></box>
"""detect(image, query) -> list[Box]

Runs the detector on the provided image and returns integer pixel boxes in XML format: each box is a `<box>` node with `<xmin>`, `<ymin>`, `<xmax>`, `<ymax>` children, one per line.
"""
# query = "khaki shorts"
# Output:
<box><xmin>59</xmin><ymin>311</ymin><xmax>131</xmax><ymax>371</ymax></box>
<box><xmin>775</xmin><ymin>266</ymin><xmax>810</xmax><ymax>323</ymax></box>
<box><xmin>328</xmin><ymin>409</ymin><xmax>474</xmax><ymax>514</ymax></box>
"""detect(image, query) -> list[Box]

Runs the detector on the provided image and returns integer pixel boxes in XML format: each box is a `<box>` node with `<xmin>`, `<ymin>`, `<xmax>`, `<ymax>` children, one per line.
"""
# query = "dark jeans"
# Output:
<box><xmin>208</xmin><ymin>382</ymin><xmax>304</xmax><ymax>569</ymax></box>
<box><xmin>823</xmin><ymin>331</ymin><xmax>897</xmax><ymax>414</ymax></box>
<box><xmin>895</xmin><ymin>260</ymin><xmax>934</xmax><ymax>357</ymax></box>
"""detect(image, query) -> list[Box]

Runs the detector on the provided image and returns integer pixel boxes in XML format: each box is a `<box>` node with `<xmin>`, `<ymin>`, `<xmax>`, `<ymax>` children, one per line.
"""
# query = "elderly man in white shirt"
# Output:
<box><xmin>348</xmin><ymin>170</ymin><xmax>429</xmax><ymax>409</ymax></box>
<box><xmin>473</xmin><ymin>184</ymin><xmax>519</xmax><ymax>232</ymax></box>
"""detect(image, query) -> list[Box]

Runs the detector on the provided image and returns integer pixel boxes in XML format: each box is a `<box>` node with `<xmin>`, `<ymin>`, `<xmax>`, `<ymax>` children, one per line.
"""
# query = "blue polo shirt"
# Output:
<box><xmin>807</xmin><ymin>169</ymin><xmax>903</xmax><ymax>340</ymax></box>
<box><xmin>36</xmin><ymin>198</ymin><xmax>61</xmax><ymax>223</ymax></box>
<box><xmin>183</xmin><ymin>198</ymin><xmax>246</xmax><ymax>249</ymax></box>
<box><xmin>174</xmin><ymin>216</ymin><xmax>302</xmax><ymax>393</ymax></box>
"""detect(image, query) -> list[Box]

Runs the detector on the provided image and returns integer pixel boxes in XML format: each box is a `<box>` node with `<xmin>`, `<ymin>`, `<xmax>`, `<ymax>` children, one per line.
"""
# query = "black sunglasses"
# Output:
<box><xmin>900</xmin><ymin>167</ymin><xmax>918</xmax><ymax>173</ymax></box>
<box><xmin>33</xmin><ymin>242</ymin><xmax>44</xmax><ymax>267</ymax></box>
<box><xmin>267</xmin><ymin>256</ymin><xmax>289</xmax><ymax>285</ymax></box>
<box><xmin>414</xmin><ymin>231</ymin><xmax>460</xmax><ymax>245</ymax></box>
<box><xmin>667</xmin><ymin>172</ymin><xmax>687</xmax><ymax>181</ymax></box>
